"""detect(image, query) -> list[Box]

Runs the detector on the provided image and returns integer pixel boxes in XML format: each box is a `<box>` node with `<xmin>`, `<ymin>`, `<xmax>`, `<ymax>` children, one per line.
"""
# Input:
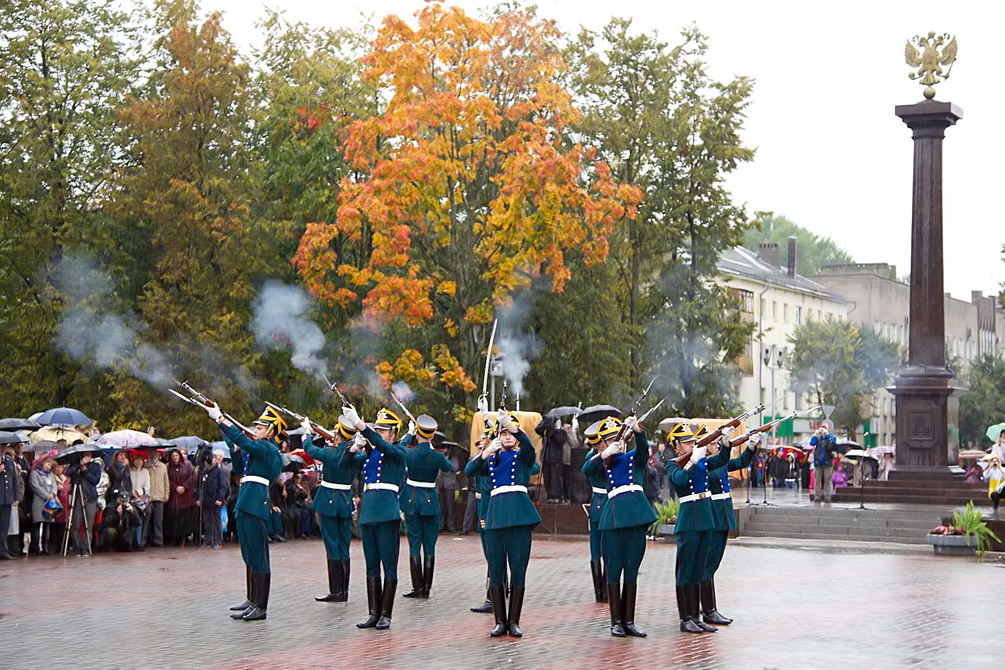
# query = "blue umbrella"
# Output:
<box><xmin>36</xmin><ymin>407</ymin><xmax>92</xmax><ymax>427</ymax></box>
<box><xmin>170</xmin><ymin>435</ymin><xmax>210</xmax><ymax>450</ymax></box>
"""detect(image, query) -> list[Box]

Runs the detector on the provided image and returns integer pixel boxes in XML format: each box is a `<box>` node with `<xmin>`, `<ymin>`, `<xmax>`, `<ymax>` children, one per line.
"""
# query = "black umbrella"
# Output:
<box><xmin>441</xmin><ymin>440</ymin><xmax>467</xmax><ymax>454</ymax></box>
<box><xmin>835</xmin><ymin>439</ymin><xmax>860</xmax><ymax>455</ymax></box>
<box><xmin>282</xmin><ymin>453</ymin><xmax>306</xmax><ymax>471</ymax></box>
<box><xmin>0</xmin><ymin>431</ymin><xmax>25</xmax><ymax>445</ymax></box>
<box><xmin>0</xmin><ymin>418</ymin><xmax>41</xmax><ymax>432</ymax></box>
<box><xmin>54</xmin><ymin>443</ymin><xmax>103</xmax><ymax>461</ymax></box>
<box><xmin>576</xmin><ymin>404</ymin><xmax>621</xmax><ymax>425</ymax></box>
<box><xmin>546</xmin><ymin>406</ymin><xmax>581</xmax><ymax>418</ymax></box>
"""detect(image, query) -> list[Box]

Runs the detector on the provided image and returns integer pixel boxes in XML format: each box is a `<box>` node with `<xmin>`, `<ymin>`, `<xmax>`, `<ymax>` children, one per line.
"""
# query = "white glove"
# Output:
<box><xmin>353</xmin><ymin>433</ymin><xmax>367</xmax><ymax>449</ymax></box>
<box><xmin>342</xmin><ymin>404</ymin><xmax>361</xmax><ymax>428</ymax></box>
<box><xmin>497</xmin><ymin>409</ymin><xmax>515</xmax><ymax>433</ymax></box>
<box><xmin>571</xmin><ymin>416</ymin><xmax>579</xmax><ymax>434</ymax></box>
<box><xmin>477</xmin><ymin>395</ymin><xmax>489</xmax><ymax>416</ymax></box>
<box><xmin>691</xmin><ymin>446</ymin><xmax>707</xmax><ymax>462</ymax></box>
<box><xmin>624</xmin><ymin>415</ymin><xmax>639</xmax><ymax>433</ymax></box>
<box><xmin>407</xmin><ymin>420</ymin><xmax>416</xmax><ymax>436</ymax></box>
<box><xmin>601</xmin><ymin>442</ymin><xmax>622</xmax><ymax>459</ymax></box>
<box><xmin>484</xmin><ymin>438</ymin><xmax>502</xmax><ymax>456</ymax></box>
<box><xmin>749</xmin><ymin>433</ymin><xmax>761</xmax><ymax>447</ymax></box>
<box><xmin>204</xmin><ymin>402</ymin><xmax>223</xmax><ymax>422</ymax></box>
<box><xmin>301</xmin><ymin>417</ymin><xmax>313</xmax><ymax>436</ymax></box>
<box><xmin>554</xmin><ymin>419</ymin><xmax>562</xmax><ymax>431</ymax></box>
<box><xmin>721</xmin><ymin>425</ymin><xmax>734</xmax><ymax>438</ymax></box>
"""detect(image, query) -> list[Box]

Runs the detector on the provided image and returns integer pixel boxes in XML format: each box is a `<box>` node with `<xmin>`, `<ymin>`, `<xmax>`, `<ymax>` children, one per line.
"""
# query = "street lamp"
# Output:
<box><xmin>763</xmin><ymin>345</ymin><xmax>785</xmax><ymax>444</ymax></box>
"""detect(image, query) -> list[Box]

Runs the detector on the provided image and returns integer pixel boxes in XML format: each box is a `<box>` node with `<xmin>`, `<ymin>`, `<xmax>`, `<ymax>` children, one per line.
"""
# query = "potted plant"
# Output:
<box><xmin>649</xmin><ymin>499</ymin><xmax>679</xmax><ymax>542</ymax></box>
<box><xmin>926</xmin><ymin>501</ymin><xmax>1001</xmax><ymax>558</ymax></box>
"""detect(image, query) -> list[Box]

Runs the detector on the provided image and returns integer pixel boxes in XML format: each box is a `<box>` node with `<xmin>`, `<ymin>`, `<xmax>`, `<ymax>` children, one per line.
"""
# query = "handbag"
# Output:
<box><xmin>132</xmin><ymin>493</ymin><xmax>151</xmax><ymax>512</ymax></box>
<box><xmin>43</xmin><ymin>497</ymin><xmax>63</xmax><ymax>521</ymax></box>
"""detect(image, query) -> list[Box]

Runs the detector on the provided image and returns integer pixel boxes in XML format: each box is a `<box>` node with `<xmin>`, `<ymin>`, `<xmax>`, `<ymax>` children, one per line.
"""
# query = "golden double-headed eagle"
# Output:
<box><xmin>905</xmin><ymin>31</ymin><xmax>958</xmax><ymax>99</ymax></box>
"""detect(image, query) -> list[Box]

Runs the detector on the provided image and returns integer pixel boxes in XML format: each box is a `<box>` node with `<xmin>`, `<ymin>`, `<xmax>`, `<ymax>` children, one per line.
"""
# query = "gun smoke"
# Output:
<box><xmin>251</xmin><ymin>281</ymin><xmax>328</xmax><ymax>380</ymax></box>
<box><xmin>495</xmin><ymin>294</ymin><xmax>541</xmax><ymax>398</ymax></box>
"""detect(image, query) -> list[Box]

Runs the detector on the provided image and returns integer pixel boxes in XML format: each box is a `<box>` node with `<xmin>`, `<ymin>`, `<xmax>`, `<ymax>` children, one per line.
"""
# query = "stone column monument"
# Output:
<box><xmin>890</xmin><ymin>32</ymin><xmax>961</xmax><ymax>477</ymax></box>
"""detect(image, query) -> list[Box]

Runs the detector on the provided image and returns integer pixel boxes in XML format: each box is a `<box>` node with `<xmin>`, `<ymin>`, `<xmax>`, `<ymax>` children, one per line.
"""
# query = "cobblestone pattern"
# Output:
<box><xmin>0</xmin><ymin>535</ymin><xmax>999</xmax><ymax>669</ymax></box>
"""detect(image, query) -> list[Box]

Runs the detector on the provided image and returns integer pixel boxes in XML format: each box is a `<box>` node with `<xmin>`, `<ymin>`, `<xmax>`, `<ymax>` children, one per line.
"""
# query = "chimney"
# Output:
<box><xmin>787</xmin><ymin>237</ymin><xmax>797</xmax><ymax>277</ymax></box>
<box><xmin>757</xmin><ymin>242</ymin><xmax>781</xmax><ymax>269</ymax></box>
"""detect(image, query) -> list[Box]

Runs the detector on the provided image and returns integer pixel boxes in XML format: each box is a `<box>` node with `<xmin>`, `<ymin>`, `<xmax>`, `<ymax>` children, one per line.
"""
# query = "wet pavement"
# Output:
<box><xmin>0</xmin><ymin>530</ymin><xmax>999</xmax><ymax>669</ymax></box>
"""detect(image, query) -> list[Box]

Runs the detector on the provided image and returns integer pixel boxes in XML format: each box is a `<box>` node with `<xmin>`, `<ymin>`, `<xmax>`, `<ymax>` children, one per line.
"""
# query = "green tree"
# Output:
<box><xmin>568</xmin><ymin>21</ymin><xmax>755</xmax><ymax>416</ymax></box>
<box><xmin>744</xmin><ymin>213</ymin><xmax>854</xmax><ymax>275</ymax></box>
<box><xmin>788</xmin><ymin>318</ymin><xmax>902</xmax><ymax>436</ymax></box>
<box><xmin>0</xmin><ymin>0</ymin><xmax>140</xmax><ymax>416</ymax></box>
<box><xmin>959</xmin><ymin>354</ymin><xmax>1005</xmax><ymax>447</ymax></box>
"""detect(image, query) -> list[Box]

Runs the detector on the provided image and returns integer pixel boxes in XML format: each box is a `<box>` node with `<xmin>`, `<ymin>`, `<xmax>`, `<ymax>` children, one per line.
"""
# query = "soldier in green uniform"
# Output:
<box><xmin>401</xmin><ymin>414</ymin><xmax>451</xmax><ymax>599</ymax></box>
<box><xmin>204</xmin><ymin>403</ymin><xmax>285</xmax><ymax>622</ymax></box>
<box><xmin>340</xmin><ymin>404</ymin><xmax>406</xmax><ymax>630</ymax></box>
<box><xmin>581</xmin><ymin>421</ymin><xmax>607</xmax><ymax>604</ymax></box>
<box><xmin>301</xmin><ymin>415</ymin><xmax>365</xmax><ymax>603</ymax></box>
<box><xmin>583</xmin><ymin>416</ymin><xmax>656</xmax><ymax>637</ymax></box>
<box><xmin>701</xmin><ymin>429</ymin><xmax>760</xmax><ymax>625</ymax></box>
<box><xmin>665</xmin><ymin>422</ymin><xmax>734</xmax><ymax>634</ymax></box>
<box><xmin>464</xmin><ymin>409</ymin><xmax>540</xmax><ymax>638</ymax></box>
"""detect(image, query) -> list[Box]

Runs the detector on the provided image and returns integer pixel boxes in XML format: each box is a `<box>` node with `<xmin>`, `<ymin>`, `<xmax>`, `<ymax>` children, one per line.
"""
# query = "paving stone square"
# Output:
<box><xmin>0</xmin><ymin>533</ymin><xmax>998</xmax><ymax>669</ymax></box>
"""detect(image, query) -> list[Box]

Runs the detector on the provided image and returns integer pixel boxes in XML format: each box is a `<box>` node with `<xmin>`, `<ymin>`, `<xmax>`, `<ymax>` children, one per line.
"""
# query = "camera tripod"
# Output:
<box><xmin>62</xmin><ymin>479</ymin><xmax>93</xmax><ymax>557</ymax></box>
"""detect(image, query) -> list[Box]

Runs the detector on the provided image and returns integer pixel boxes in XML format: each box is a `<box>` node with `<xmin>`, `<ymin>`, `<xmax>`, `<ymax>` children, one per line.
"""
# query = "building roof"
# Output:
<box><xmin>717</xmin><ymin>246</ymin><xmax>850</xmax><ymax>303</ymax></box>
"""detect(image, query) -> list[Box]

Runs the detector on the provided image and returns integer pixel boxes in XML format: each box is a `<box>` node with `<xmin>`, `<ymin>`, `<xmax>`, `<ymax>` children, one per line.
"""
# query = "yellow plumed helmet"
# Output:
<box><xmin>374</xmin><ymin>408</ymin><xmax>402</xmax><ymax>433</ymax></box>
<box><xmin>415</xmin><ymin>414</ymin><xmax>438</xmax><ymax>439</ymax></box>
<box><xmin>694</xmin><ymin>424</ymin><xmax>710</xmax><ymax>441</ymax></box>
<box><xmin>597</xmin><ymin>416</ymin><xmax>622</xmax><ymax>440</ymax></box>
<box><xmin>584</xmin><ymin>420</ymin><xmax>603</xmax><ymax>446</ymax></box>
<box><xmin>254</xmin><ymin>406</ymin><xmax>288</xmax><ymax>437</ymax></box>
<box><xmin>669</xmin><ymin>421</ymin><xmax>695</xmax><ymax>442</ymax></box>
<box><xmin>335</xmin><ymin>415</ymin><xmax>357</xmax><ymax>440</ymax></box>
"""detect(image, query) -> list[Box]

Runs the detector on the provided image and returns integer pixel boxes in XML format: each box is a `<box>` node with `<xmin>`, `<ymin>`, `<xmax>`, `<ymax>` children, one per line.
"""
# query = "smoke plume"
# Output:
<box><xmin>251</xmin><ymin>281</ymin><xmax>328</xmax><ymax>380</ymax></box>
<box><xmin>495</xmin><ymin>294</ymin><xmax>541</xmax><ymax>398</ymax></box>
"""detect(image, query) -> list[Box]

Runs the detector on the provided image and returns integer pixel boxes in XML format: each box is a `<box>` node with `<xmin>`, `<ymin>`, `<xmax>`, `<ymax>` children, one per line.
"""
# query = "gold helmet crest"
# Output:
<box><xmin>597</xmin><ymin>416</ymin><xmax>622</xmax><ymax>440</ymax></box>
<box><xmin>669</xmin><ymin>421</ymin><xmax>695</xmax><ymax>442</ymax></box>
<box><xmin>374</xmin><ymin>408</ymin><xmax>402</xmax><ymax>434</ymax></box>
<box><xmin>254</xmin><ymin>406</ymin><xmax>288</xmax><ymax>437</ymax></box>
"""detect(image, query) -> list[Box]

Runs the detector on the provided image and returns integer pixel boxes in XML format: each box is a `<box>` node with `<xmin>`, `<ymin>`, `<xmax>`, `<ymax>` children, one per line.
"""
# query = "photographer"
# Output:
<box><xmin>65</xmin><ymin>454</ymin><xmax>101</xmax><ymax>556</ymax></box>
<box><xmin>809</xmin><ymin>426</ymin><xmax>838</xmax><ymax>503</ymax></box>
<box><xmin>97</xmin><ymin>491</ymin><xmax>141</xmax><ymax>552</ymax></box>
<box><xmin>197</xmin><ymin>449</ymin><xmax>228</xmax><ymax>549</ymax></box>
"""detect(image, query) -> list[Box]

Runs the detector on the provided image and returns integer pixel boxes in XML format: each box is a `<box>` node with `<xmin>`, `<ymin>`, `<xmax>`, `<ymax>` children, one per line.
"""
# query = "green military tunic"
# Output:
<box><xmin>221</xmin><ymin>423</ymin><xmax>283</xmax><ymax>574</ymax></box>
<box><xmin>704</xmin><ymin>444</ymin><xmax>756</xmax><ymax>580</ymax></box>
<box><xmin>583</xmin><ymin>452</ymin><xmax>609</xmax><ymax>562</ymax></box>
<box><xmin>401</xmin><ymin>441</ymin><xmax>451</xmax><ymax>558</ymax></box>
<box><xmin>666</xmin><ymin>447</ymin><xmax>731</xmax><ymax>586</ymax></box>
<box><xmin>304</xmin><ymin>435</ymin><xmax>365</xmax><ymax>560</ymax></box>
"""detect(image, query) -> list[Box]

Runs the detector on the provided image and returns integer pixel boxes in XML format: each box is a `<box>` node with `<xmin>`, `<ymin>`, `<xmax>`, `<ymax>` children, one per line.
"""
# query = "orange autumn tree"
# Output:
<box><xmin>294</xmin><ymin>1</ymin><xmax>640</xmax><ymax>421</ymax></box>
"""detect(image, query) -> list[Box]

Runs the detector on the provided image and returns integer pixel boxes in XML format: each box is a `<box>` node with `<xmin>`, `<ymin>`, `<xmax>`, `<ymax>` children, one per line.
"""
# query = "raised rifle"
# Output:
<box><xmin>694</xmin><ymin>403</ymin><xmax>767</xmax><ymax>448</ymax></box>
<box><xmin>169</xmin><ymin>381</ymin><xmax>254</xmax><ymax>438</ymax></box>
<box><xmin>321</xmin><ymin>372</ymin><xmax>351</xmax><ymax>408</ymax></box>
<box><xmin>265</xmin><ymin>401</ymin><xmax>338</xmax><ymax>445</ymax></box>
<box><xmin>729</xmin><ymin>406</ymin><xmax>822</xmax><ymax>449</ymax></box>
<box><xmin>605</xmin><ymin>397</ymin><xmax>666</xmax><ymax>457</ymax></box>
<box><xmin>389</xmin><ymin>392</ymin><xmax>417</xmax><ymax>424</ymax></box>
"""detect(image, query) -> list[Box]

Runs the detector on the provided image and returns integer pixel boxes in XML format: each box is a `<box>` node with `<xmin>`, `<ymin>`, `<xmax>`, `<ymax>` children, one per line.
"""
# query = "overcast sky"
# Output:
<box><xmin>190</xmin><ymin>0</ymin><xmax>1004</xmax><ymax>301</ymax></box>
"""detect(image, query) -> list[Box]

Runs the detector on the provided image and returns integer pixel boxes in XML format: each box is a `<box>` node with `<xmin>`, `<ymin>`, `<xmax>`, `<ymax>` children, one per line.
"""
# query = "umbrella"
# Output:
<box><xmin>773</xmin><ymin>446</ymin><xmax>805</xmax><ymax>460</ymax></box>
<box><xmin>546</xmin><ymin>406</ymin><xmax>581</xmax><ymax>418</ymax></box>
<box><xmin>22</xmin><ymin>440</ymin><xmax>62</xmax><ymax>454</ymax></box>
<box><xmin>958</xmin><ymin>449</ymin><xmax>987</xmax><ymax>461</ymax></box>
<box><xmin>866</xmin><ymin>445</ymin><xmax>896</xmax><ymax>458</ymax></box>
<box><xmin>577</xmin><ymin>404</ymin><xmax>621</xmax><ymax>425</ymax></box>
<box><xmin>169</xmin><ymin>435</ymin><xmax>210</xmax><ymax>450</ymax></box>
<box><xmin>841</xmin><ymin>449</ymin><xmax>878</xmax><ymax>464</ymax></box>
<box><xmin>30</xmin><ymin>426</ymin><xmax>89</xmax><ymax>444</ymax></box>
<box><xmin>97</xmin><ymin>429</ymin><xmax>160</xmax><ymax>448</ymax></box>
<box><xmin>440</xmin><ymin>440</ymin><xmax>467</xmax><ymax>454</ymax></box>
<box><xmin>0</xmin><ymin>418</ymin><xmax>41</xmax><ymax>432</ymax></box>
<box><xmin>54</xmin><ymin>443</ymin><xmax>104</xmax><ymax>461</ymax></box>
<box><xmin>282</xmin><ymin>453</ymin><xmax>306</xmax><ymax>471</ymax></box>
<box><xmin>287</xmin><ymin>448</ymin><xmax>315</xmax><ymax>466</ymax></box>
<box><xmin>35</xmin><ymin>407</ymin><xmax>92</xmax><ymax>427</ymax></box>
<box><xmin>986</xmin><ymin>423</ymin><xmax>1005</xmax><ymax>444</ymax></box>
<box><xmin>834</xmin><ymin>439</ymin><xmax>860</xmax><ymax>455</ymax></box>
<box><xmin>0</xmin><ymin>431</ymin><xmax>25</xmax><ymax>445</ymax></box>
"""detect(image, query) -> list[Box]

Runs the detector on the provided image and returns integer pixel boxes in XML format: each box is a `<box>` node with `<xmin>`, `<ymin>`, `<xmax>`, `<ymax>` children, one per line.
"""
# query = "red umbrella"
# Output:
<box><xmin>288</xmin><ymin>448</ymin><xmax>315</xmax><ymax>466</ymax></box>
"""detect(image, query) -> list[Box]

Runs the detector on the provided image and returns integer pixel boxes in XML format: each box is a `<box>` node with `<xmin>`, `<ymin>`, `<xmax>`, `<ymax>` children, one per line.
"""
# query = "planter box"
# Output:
<box><xmin>657</xmin><ymin>524</ymin><xmax>676</xmax><ymax>544</ymax></box>
<box><xmin>927</xmin><ymin>533</ymin><xmax>975</xmax><ymax>556</ymax></box>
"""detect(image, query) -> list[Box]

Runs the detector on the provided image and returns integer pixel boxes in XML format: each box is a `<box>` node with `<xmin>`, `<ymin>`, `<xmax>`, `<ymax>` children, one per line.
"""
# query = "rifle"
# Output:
<box><xmin>169</xmin><ymin>381</ymin><xmax>254</xmax><ymax>439</ymax></box>
<box><xmin>695</xmin><ymin>403</ymin><xmax>767</xmax><ymax>448</ymax></box>
<box><xmin>389</xmin><ymin>392</ymin><xmax>417</xmax><ymax>424</ymax></box>
<box><xmin>729</xmin><ymin>406</ymin><xmax>822</xmax><ymax>448</ymax></box>
<box><xmin>321</xmin><ymin>372</ymin><xmax>351</xmax><ymax>408</ymax></box>
<box><xmin>499</xmin><ymin>379</ymin><xmax>508</xmax><ymax>411</ymax></box>
<box><xmin>265</xmin><ymin>401</ymin><xmax>338</xmax><ymax>445</ymax></box>
<box><xmin>605</xmin><ymin>397</ymin><xmax>666</xmax><ymax>456</ymax></box>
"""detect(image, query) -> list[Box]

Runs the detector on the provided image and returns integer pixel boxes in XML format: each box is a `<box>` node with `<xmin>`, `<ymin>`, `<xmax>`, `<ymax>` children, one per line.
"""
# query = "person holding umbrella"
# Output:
<box><xmin>300</xmin><ymin>416</ymin><xmax>364</xmax><ymax>603</ymax></box>
<box><xmin>28</xmin><ymin>457</ymin><xmax>58</xmax><ymax>555</ymax></box>
<box><xmin>0</xmin><ymin>447</ymin><xmax>21</xmax><ymax>560</ymax></box>
<box><xmin>202</xmin><ymin>403</ymin><xmax>285</xmax><ymax>622</ymax></box>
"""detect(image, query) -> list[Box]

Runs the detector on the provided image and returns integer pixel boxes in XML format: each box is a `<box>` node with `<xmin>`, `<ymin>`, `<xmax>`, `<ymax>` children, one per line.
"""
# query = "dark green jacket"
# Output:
<box><xmin>584</xmin><ymin>431</ymin><xmax>657</xmax><ymax>531</ymax></box>
<box><xmin>304</xmin><ymin>436</ymin><xmax>365</xmax><ymax>519</ymax></box>
<box><xmin>344</xmin><ymin>425</ymin><xmax>406</xmax><ymax>525</ymax></box>
<box><xmin>401</xmin><ymin>442</ymin><xmax>452</xmax><ymax>517</ymax></box>
<box><xmin>221</xmin><ymin>423</ymin><xmax>282</xmax><ymax>522</ymax></box>
<box><xmin>464</xmin><ymin>430</ymin><xmax>541</xmax><ymax>531</ymax></box>
<box><xmin>667</xmin><ymin>446</ymin><xmax>731</xmax><ymax>533</ymax></box>
<box><xmin>582</xmin><ymin>448</ymin><xmax>609</xmax><ymax>523</ymax></box>
<box><xmin>708</xmin><ymin>445</ymin><xmax>757</xmax><ymax>531</ymax></box>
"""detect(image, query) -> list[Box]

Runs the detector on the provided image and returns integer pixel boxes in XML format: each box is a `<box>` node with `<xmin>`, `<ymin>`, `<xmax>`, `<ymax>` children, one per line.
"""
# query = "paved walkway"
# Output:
<box><xmin>0</xmin><ymin>533</ymin><xmax>999</xmax><ymax>669</ymax></box>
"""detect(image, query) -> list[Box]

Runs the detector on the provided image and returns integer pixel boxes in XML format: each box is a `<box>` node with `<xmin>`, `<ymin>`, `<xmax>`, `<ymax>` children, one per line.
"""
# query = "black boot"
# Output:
<box><xmin>507</xmin><ymin>586</ymin><xmax>525</xmax><ymax>637</ymax></box>
<box><xmin>230</xmin><ymin>566</ymin><xmax>252</xmax><ymax>612</ymax></box>
<box><xmin>607</xmin><ymin>583</ymin><xmax>625</xmax><ymax>637</ymax></box>
<box><xmin>599</xmin><ymin>561</ymin><xmax>608</xmax><ymax>602</ymax></box>
<box><xmin>489</xmin><ymin>584</ymin><xmax>508</xmax><ymax>637</ymax></box>
<box><xmin>701</xmin><ymin>578</ymin><xmax>732</xmax><ymax>625</ymax></box>
<box><xmin>421</xmin><ymin>556</ymin><xmax>434</xmax><ymax>598</ymax></box>
<box><xmin>677</xmin><ymin>585</ymin><xmax>703</xmax><ymax>633</ymax></box>
<box><xmin>357</xmin><ymin>577</ymin><xmax>382</xmax><ymax>628</ymax></box>
<box><xmin>376</xmin><ymin>578</ymin><xmax>397</xmax><ymax>629</ymax></box>
<box><xmin>316</xmin><ymin>559</ymin><xmax>342</xmax><ymax>602</ymax></box>
<box><xmin>689</xmin><ymin>583</ymin><xmax>716</xmax><ymax>632</ymax></box>
<box><xmin>590</xmin><ymin>561</ymin><xmax>604</xmax><ymax>603</ymax></box>
<box><xmin>242</xmin><ymin>572</ymin><xmax>269</xmax><ymax>621</ymax></box>
<box><xmin>471</xmin><ymin>576</ymin><xmax>493</xmax><ymax>613</ymax></box>
<box><xmin>338</xmin><ymin>559</ymin><xmax>350</xmax><ymax>602</ymax></box>
<box><xmin>403</xmin><ymin>556</ymin><xmax>424</xmax><ymax>598</ymax></box>
<box><xmin>621</xmin><ymin>583</ymin><xmax>646</xmax><ymax>637</ymax></box>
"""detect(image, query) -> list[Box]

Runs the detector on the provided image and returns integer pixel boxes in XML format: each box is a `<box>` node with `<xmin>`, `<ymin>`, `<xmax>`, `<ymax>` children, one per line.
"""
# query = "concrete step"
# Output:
<box><xmin>742</xmin><ymin>530</ymin><xmax>930</xmax><ymax>545</ymax></box>
<box><xmin>830</xmin><ymin>493</ymin><xmax>991</xmax><ymax>505</ymax></box>
<box><xmin>745</xmin><ymin>515</ymin><xmax>935</xmax><ymax>530</ymax></box>
<box><xmin>745</xmin><ymin>506</ymin><xmax>942</xmax><ymax>521</ymax></box>
<box><xmin>743</xmin><ymin>522</ymin><xmax>928</xmax><ymax>539</ymax></box>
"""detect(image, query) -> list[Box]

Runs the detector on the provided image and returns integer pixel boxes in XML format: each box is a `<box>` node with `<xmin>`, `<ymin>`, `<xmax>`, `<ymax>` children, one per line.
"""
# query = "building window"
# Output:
<box><xmin>733</xmin><ymin>288</ymin><xmax>754</xmax><ymax>314</ymax></box>
<box><xmin>772</xmin><ymin>301</ymin><xmax>777</xmax><ymax>320</ymax></box>
<box><xmin>795</xmin><ymin>393</ymin><xmax>803</xmax><ymax>411</ymax></box>
<box><xmin>795</xmin><ymin>306</ymin><xmax>802</xmax><ymax>325</ymax></box>
<box><xmin>783</xmin><ymin>304</ymin><xmax>789</xmax><ymax>323</ymax></box>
